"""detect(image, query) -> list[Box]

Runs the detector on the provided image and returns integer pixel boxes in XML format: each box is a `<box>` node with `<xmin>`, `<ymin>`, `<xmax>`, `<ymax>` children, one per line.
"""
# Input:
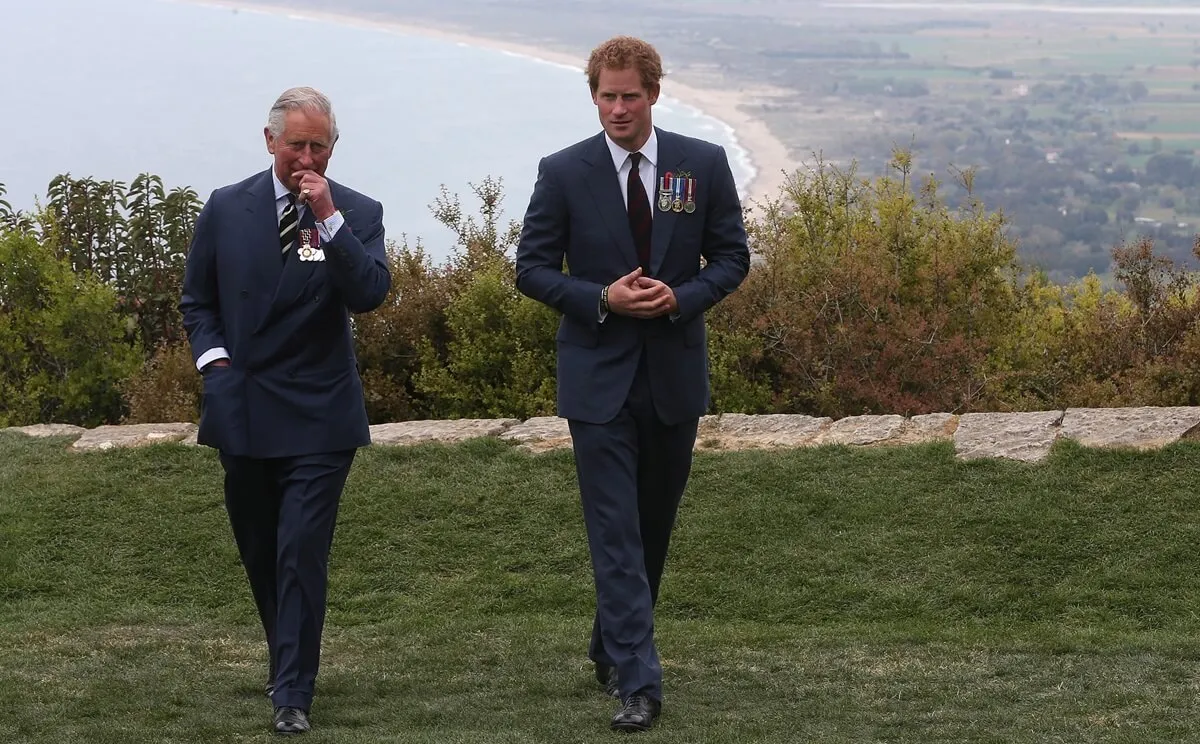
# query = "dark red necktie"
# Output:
<box><xmin>627</xmin><ymin>152</ymin><xmax>652</xmax><ymax>270</ymax></box>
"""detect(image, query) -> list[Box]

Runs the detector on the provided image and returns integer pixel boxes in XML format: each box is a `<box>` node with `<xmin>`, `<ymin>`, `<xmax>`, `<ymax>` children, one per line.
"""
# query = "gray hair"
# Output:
<box><xmin>266</xmin><ymin>86</ymin><xmax>339</xmax><ymax>142</ymax></box>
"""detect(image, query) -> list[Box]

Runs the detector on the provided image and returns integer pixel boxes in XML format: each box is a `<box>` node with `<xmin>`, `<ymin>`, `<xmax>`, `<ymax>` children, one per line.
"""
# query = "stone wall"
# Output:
<box><xmin>6</xmin><ymin>407</ymin><xmax>1200</xmax><ymax>462</ymax></box>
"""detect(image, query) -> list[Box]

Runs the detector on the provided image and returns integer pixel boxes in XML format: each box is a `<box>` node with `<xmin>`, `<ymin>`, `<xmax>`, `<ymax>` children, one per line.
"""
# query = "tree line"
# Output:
<box><xmin>3</xmin><ymin>153</ymin><xmax>1200</xmax><ymax>429</ymax></box>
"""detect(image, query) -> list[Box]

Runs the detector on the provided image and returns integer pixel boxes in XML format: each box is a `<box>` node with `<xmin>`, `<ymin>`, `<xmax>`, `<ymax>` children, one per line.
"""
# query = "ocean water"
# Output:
<box><xmin>2</xmin><ymin>0</ymin><xmax>754</xmax><ymax>259</ymax></box>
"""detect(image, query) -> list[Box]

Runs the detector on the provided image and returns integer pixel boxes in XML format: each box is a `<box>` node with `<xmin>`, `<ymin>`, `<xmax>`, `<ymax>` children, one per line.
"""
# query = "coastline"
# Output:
<box><xmin>169</xmin><ymin>0</ymin><xmax>797</xmax><ymax>205</ymax></box>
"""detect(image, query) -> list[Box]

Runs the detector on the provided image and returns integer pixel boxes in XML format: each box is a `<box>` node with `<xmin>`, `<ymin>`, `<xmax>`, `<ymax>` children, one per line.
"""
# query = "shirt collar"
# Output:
<box><xmin>271</xmin><ymin>168</ymin><xmax>293</xmax><ymax>202</ymax></box>
<box><xmin>605</xmin><ymin>128</ymin><xmax>658</xmax><ymax>173</ymax></box>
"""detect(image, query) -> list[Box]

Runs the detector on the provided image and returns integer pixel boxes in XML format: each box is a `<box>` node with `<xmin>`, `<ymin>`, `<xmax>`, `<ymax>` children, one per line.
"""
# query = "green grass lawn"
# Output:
<box><xmin>3</xmin><ymin>432</ymin><xmax>1200</xmax><ymax>742</ymax></box>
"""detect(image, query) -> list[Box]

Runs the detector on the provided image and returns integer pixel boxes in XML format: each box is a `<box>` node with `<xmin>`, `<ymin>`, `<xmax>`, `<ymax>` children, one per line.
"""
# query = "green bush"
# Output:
<box><xmin>120</xmin><ymin>340</ymin><xmax>201</xmax><ymax>424</ymax></box>
<box><xmin>0</xmin><ymin>228</ymin><xmax>142</xmax><ymax>426</ymax></box>
<box><xmin>414</xmin><ymin>254</ymin><xmax>557</xmax><ymax>419</ymax></box>
<box><xmin>8</xmin><ymin>162</ymin><xmax>1200</xmax><ymax>427</ymax></box>
<box><xmin>717</xmin><ymin>152</ymin><xmax>1021</xmax><ymax>416</ymax></box>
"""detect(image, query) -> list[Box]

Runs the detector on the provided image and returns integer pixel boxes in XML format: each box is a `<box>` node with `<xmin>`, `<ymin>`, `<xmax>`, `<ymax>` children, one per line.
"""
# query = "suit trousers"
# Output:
<box><xmin>567</xmin><ymin>349</ymin><xmax>699</xmax><ymax>702</ymax></box>
<box><xmin>219</xmin><ymin>449</ymin><xmax>356</xmax><ymax>711</ymax></box>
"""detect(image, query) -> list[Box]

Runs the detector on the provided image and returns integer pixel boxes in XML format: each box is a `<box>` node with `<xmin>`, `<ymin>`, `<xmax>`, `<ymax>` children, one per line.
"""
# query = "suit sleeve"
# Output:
<box><xmin>323</xmin><ymin>198</ymin><xmax>391</xmax><ymax>313</ymax></box>
<box><xmin>515</xmin><ymin>157</ymin><xmax>605</xmax><ymax>322</ymax></box>
<box><xmin>672</xmin><ymin>146</ymin><xmax>751</xmax><ymax>323</ymax></box>
<box><xmin>179</xmin><ymin>198</ymin><xmax>227</xmax><ymax>367</ymax></box>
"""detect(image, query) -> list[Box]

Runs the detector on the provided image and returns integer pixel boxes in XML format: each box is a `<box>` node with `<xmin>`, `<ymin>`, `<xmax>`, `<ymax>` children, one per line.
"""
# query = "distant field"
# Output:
<box><xmin>819</xmin><ymin>16</ymin><xmax>1200</xmax><ymax>158</ymax></box>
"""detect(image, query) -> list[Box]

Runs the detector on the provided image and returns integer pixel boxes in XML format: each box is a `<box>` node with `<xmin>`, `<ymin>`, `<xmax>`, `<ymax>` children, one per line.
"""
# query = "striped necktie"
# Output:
<box><xmin>279</xmin><ymin>193</ymin><xmax>298</xmax><ymax>261</ymax></box>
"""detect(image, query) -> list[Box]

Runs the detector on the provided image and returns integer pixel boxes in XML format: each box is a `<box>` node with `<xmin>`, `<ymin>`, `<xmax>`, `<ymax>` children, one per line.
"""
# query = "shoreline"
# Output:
<box><xmin>169</xmin><ymin>0</ymin><xmax>797</xmax><ymax>205</ymax></box>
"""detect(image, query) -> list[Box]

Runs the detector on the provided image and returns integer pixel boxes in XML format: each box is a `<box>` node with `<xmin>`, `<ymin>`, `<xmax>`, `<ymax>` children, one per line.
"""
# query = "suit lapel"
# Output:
<box><xmin>582</xmin><ymin>134</ymin><xmax>640</xmax><ymax>270</ymax></box>
<box><xmin>244</xmin><ymin>170</ymin><xmax>283</xmax><ymax>293</ymax></box>
<box><xmin>651</xmin><ymin>129</ymin><xmax>685</xmax><ymax>276</ymax></box>
<box><xmin>262</xmin><ymin>206</ymin><xmax>319</xmax><ymax>327</ymax></box>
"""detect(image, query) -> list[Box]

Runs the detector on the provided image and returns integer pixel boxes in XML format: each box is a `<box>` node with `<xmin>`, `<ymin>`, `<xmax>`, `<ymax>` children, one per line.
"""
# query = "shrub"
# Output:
<box><xmin>0</xmin><ymin>227</ymin><xmax>142</xmax><ymax>426</ymax></box>
<box><xmin>121</xmin><ymin>340</ymin><xmax>201</xmax><ymax>424</ymax></box>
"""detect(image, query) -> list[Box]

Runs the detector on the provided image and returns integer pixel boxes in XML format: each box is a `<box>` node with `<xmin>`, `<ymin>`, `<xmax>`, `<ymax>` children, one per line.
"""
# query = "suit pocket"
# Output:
<box><xmin>202</xmin><ymin>365</ymin><xmax>237</xmax><ymax>393</ymax></box>
<box><xmin>199</xmin><ymin>367</ymin><xmax>242</xmax><ymax>440</ymax></box>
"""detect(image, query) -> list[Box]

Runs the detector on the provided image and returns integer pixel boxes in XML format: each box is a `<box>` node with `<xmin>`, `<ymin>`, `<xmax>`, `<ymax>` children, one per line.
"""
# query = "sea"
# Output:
<box><xmin>2</xmin><ymin>0</ymin><xmax>754</xmax><ymax>259</ymax></box>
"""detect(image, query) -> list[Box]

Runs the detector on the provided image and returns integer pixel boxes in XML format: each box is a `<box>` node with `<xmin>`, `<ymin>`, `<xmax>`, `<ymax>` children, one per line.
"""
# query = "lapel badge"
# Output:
<box><xmin>684</xmin><ymin>176</ymin><xmax>697</xmax><ymax>214</ymax></box>
<box><xmin>658</xmin><ymin>171</ymin><xmax>673</xmax><ymax>212</ymax></box>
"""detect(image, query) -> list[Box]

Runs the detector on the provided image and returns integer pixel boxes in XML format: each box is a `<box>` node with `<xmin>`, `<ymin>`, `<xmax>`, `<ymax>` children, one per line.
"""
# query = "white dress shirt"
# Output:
<box><xmin>605</xmin><ymin>129</ymin><xmax>658</xmax><ymax>218</ymax></box>
<box><xmin>598</xmin><ymin>130</ymin><xmax>659</xmax><ymax>323</ymax></box>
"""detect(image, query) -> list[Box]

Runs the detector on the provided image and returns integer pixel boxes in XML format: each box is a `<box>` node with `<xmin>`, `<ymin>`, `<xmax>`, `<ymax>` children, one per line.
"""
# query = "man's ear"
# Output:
<box><xmin>264</xmin><ymin>126</ymin><xmax>276</xmax><ymax>154</ymax></box>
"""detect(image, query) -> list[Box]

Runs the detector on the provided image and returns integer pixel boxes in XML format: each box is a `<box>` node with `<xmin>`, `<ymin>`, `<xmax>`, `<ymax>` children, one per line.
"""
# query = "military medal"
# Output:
<box><xmin>299</xmin><ymin>228</ymin><xmax>314</xmax><ymax>260</ymax></box>
<box><xmin>671</xmin><ymin>174</ymin><xmax>684</xmax><ymax>213</ymax></box>
<box><xmin>658</xmin><ymin>172</ymin><xmax>673</xmax><ymax>212</ymax></box>
<box><xmin>684</xmin><ymin>177</ymin><xmax>696</xmax><ymax>214</ymax></box>
<box><xmin>297</xmin><ymin>228</ymin><xmax>324</xmax><ymax>261</ymax></box>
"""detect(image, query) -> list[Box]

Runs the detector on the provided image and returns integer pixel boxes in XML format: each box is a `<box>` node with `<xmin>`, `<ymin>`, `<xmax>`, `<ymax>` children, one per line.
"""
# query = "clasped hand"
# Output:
<box><xmin>294</xmin><ymin>170</ymin><xmax>337</xmax><ymax>222</ymax></box>
<box><xmin>606</xmin><ymin>267</ymin><xmax>678</xmax><ymax>319</ymax></box>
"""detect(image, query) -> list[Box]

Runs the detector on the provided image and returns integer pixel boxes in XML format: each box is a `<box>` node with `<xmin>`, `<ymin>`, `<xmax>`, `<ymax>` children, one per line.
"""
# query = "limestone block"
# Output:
<box><xmin>71</xmin><ymin>423</ymin><xmax>198</xmax><ymax>451</ymax></box>
<box><xmin>892</xmin><ymin>413</ymin><xmax>959</xmax><ymax>445</ymax></box>
<box><xmin>369</xmin><ymin>419</ymin><xmax>519</xmax><ymax>445</ymax></box>
<box><xmin>697</xmin><ymin>413</ymin><xmax>832</xmax><ymax>450</ymax></box>
<box><xmin>4</xmin><ymin>423</ymin><xmax>87</xmax><ymax>439</ymax></box>
<box><xmin>953</xmin><ymin>411</ymin><xmax>1062</xmax><ymax>462</ymax></box>
<box><xmin>500</xmin><ymin>416</ymin><xmax>573</xmax><ymax>452</ymax></box>
<box><xmin>815</xmin><ymin>414</ymin><xmax>907</xmax><ymax>446</ymax></box>
<box><xmin>1060</xmin><ymin>406</ymin><xmax>1200</xmax><ymax>449</ymax></box>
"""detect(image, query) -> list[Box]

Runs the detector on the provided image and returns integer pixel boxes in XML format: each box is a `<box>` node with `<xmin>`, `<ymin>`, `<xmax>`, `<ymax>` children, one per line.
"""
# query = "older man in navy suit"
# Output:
<box><xmin>515</xmin><ymin>36</ymin><xmax>750</xmax><ymax>732</ymax></box>
<box><xmin>180</xmin><ymin>86</ymin><xmax>390</xmax><ymax>736</ymax></box>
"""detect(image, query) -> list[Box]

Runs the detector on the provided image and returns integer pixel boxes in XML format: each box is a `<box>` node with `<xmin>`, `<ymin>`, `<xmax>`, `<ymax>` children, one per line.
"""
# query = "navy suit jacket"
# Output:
<box><xmin>515</xmin><ymin>128</ymin><xmax>750</xmax><ymax>425</ymax></box>
<box><xmin>180</xmin><ymin>168</ymin><xmax>391</xmax><ymax>458</ymax></box>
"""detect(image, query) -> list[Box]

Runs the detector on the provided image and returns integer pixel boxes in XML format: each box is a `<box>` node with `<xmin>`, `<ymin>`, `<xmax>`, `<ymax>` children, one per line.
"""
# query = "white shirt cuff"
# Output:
<box><xmin>316</xmin><ymin>210</ymin><xmax>345</xmax><ymax>242</ymax></box>
<box><xmin>197</xmin><ymin>347</ymin><xmax>229</xmax><ymax>371</ymax></box>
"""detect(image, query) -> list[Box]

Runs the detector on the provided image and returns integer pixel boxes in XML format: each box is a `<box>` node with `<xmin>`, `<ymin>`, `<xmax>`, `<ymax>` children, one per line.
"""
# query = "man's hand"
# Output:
<box><xmin>634</xmin><ymin>276</ymin><xmax>679</xmax><ymax>317</ymax></box>
<box><xmin>294</xmin><ymin>170</ymin><xmax>337</xmax><ymax>222</ymax></box>
<box><xmin>606</xmin><ymin>268</ymin><xmax>678</xmax><ymax>319</ymax></box>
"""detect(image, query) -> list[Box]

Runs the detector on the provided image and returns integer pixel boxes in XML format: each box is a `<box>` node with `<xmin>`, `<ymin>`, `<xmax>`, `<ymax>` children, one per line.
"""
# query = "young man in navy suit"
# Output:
<box><xmin>180</xmin><ymin>86</ymin><xmax>391</xmax><ymax>736</ymax></box>
<box><xmin>515</xmin><ymin>36</ymin><xmax>751</xmax><ymax>732</ymax></box>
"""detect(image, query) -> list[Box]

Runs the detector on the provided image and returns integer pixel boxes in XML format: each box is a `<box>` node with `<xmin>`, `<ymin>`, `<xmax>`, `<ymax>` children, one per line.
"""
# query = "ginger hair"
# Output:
<box><xmin>586</xmin><ymin>36</ymin><xmax>664</xmax><ymax>93</ymax></box>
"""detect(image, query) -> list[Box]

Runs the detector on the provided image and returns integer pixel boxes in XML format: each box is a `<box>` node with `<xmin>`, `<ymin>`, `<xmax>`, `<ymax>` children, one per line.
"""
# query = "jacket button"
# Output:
<box><xmin>314</xmin><ymin>296</ymin><xmax>320</xmax><ymax>303</ymax></box>
<box><xmin>240</xmin><ymin>290</ymin><xmax>249</xmax><ymax>298</ymax></box>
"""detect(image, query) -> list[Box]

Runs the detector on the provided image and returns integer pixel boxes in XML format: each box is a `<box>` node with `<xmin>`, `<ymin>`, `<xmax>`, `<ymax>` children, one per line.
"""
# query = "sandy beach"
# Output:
<box><xmin>176</xmin><ymin>0</ymin><xmax>797</xmax><ymax>205</ymax></box>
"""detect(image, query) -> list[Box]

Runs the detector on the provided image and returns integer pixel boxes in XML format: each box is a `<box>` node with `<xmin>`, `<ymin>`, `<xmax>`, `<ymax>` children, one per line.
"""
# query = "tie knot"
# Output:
<box><xmin>284</xmin><ymin>192</ymin><xmax>297</xmax><ymax>207</ymax></box>
<box><xmin>628</xmin><ymin>152</ymin><xmax>642</xmax><ymax>170</ymax></box>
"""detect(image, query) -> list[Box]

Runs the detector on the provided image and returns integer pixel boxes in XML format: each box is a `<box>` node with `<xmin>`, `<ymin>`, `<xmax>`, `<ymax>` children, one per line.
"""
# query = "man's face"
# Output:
<box><xmin>264</xmin><ymin>109</ymin><xmax>335</xmax><ymax>193</ymax></box>
<box><xmin>592</xmin><ymin>66</ymin><xmax>658</xmax><ymax>152</ymax></box>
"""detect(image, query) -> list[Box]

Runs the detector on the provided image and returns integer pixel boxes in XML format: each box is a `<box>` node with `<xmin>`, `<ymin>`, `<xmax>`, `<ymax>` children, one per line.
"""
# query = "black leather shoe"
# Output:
<box><xmin>594</xmin><ymin>662</ymin><xmax>620</xmax><ymax>698</ymax></box>
<box><xmin>611</xmin><ymin>694</ymin><xmax>661</xmax><ymax>732</ymax></box>
<box><xmin>265</xmin><ymin>680</ymin><xmax>275</xmax><ymax>700</ymax></box>
<box><xmin>273</xmin><ymin>706</ymin><xmax>310</xmax><ymax>735</ymax></box>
